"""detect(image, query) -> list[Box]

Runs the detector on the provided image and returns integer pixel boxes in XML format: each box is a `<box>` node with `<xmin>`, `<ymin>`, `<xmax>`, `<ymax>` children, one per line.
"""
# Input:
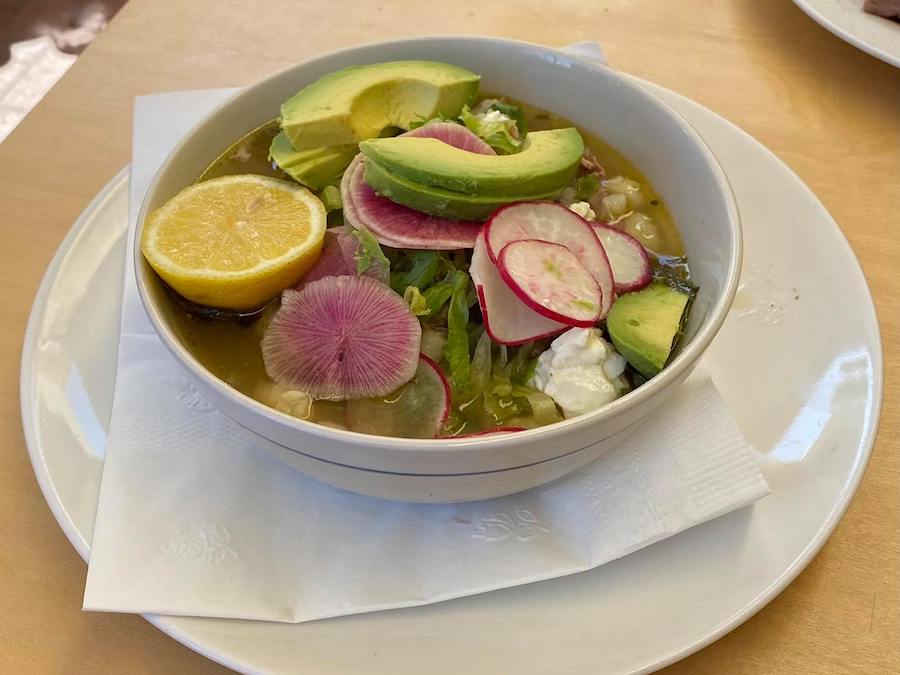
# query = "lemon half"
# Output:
<box><xmin>141</xmin><ymin>175</ymin><xmax>327</xmax><ymax>310</ymax></box>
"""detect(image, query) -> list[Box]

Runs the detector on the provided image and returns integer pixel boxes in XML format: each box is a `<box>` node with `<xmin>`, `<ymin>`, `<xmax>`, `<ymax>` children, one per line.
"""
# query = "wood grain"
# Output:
<box><xmin>0</xmin><ymin>0</ymin><xmax>897</xmax><ymax>672</ymax></box>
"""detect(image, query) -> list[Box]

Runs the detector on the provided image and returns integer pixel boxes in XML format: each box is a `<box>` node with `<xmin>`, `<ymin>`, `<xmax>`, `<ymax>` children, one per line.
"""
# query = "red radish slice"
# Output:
<box><xmin>497</xmin><ymin>239</ymin><xmax>602</xmax><ymax>327</ymax></box>
<box><xmin>452</xmin><ymin>427</ymin><xmax>526</xmax><ymax>438</ymax></box>
<box><xmin>590</xmin><ymin>223</ymin><xmax>652</xmax><ymax>293</ymax></box>
<box><xmin>345</xmin><ymin>355</ymin><xmax>451</xmax><ymax>438</ymax></box>
<box><xmin>300</xmin><ymin>226</ymin><xmax>388</xmax><ymax>285</ymax></box>
<box><xmin>262</xmin><ymin>275</ymin><xmax>420</xmax><ymax>400</ymax></box>
<box><xmin>403</xmin><ymin>121</ymin><xmax>495</xmax><ymax>155</ymax></box>
<box><xmin>341</xmin><ymin>156</ymin><xmax>482</xmax><ymax>250</ymax></box>
<box><xmin>485</xmin><ymin>201</ymin><xmax>615</xmax><ymax>317</ymax></box>
<box><xmin>470</xmin><ymin>230</ymin><xmax>568</xmax><ymax>345</ymax></box>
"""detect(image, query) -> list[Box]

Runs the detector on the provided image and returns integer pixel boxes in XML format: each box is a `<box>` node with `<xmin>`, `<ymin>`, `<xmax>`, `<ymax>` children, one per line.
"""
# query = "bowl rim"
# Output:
<box><xmin>134</xmin><ymin>34</ymin><xmax>743</xmax><ymax>453</ymax></box>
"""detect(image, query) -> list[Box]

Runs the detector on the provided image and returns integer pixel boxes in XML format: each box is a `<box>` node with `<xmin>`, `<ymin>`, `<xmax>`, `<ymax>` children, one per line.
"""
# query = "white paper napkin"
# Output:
<box><xmin>83</xmin><ymin>53</ymin><xmax>769</xmax><ymax>623</ymax></box>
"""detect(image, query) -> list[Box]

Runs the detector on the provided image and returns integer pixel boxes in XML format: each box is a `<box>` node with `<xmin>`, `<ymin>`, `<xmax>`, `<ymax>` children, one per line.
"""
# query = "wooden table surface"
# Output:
<box><xmin>1</xmin><ymin>0</ymin><xmax>898</xmax><ymax>672</ymax></box>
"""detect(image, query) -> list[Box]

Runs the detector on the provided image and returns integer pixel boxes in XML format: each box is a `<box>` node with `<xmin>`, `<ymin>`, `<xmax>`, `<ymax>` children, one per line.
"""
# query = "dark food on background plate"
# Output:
<box><xmin>864</xmin><ymin>0</ymin><xmax>900</xmax><ymax>19</ymax></box>
<box><xmin>140</xmin><ymin>61</ymin><xmax>695</xmax><ymax>438</ymax></box>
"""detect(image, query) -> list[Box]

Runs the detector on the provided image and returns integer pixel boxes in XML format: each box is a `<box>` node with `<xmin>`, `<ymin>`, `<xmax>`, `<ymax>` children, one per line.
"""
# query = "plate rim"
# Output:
<box><xmin>792</xmin><ymin>0</ymin><xmax>900</xmax><ymax>68</ymax></box>
<box><xmin>629</xmin><ymin>80</ymin><xmax>885</xmax><ymax>671</ymax></box>
<box><xmin>19</xmin><ymin>81</ymin><xmax>884</xmax><ymax>673</ymax></box>
<box><xmin>20</xmin><ymin>165</ymin><xmax>131</xmax><ymax>561</ymax></box>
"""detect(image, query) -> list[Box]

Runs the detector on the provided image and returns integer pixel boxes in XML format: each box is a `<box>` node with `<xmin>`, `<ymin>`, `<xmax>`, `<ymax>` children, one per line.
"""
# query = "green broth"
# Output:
<box><xmin>166</xmin><ymin>98</ymin><xmax>691</xmax><ymax>436</ymax></box>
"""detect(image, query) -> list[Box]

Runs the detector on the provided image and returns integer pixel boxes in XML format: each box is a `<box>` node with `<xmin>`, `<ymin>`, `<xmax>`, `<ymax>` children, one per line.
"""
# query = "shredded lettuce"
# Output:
<box><xmin>497</xmin><ymin>344</ymin><xmax>508</xmax><ymax>369</ymax></box>
<box><xmin>518</xmin><ymin>355</ymin><xmax>540</xmax><ymax>385</ymax></box>
<box><xmin>486</xmin><ymin>101</ymin><xmax>527</xmax><ymax>137</ymax></box>
<box><xmin>351</xmin><ymin>226</ymin><xmax>390</xmax><ymax>278</ymax></box>
<box><xmin>513</xmin><ymin>387</ymin><xmax>561</xmax><ymax>425</ymax></box>
<box><xmin>470</xmin><ymin>329</ymin><xmax>492</xmax><ymax>394</ymax></box>
<box><xmin>407</xmin><ymin>114</ymin><xmax>451</xmax><ymax>130</ymax></box>
<box><xmin>390</xmin><ymin>251</ymin><xmax>442</xmax><ymax>294</ymax></box>
<box><xmin>422</xmin><ymin>281</ymin><xmax>454</xmax><ymax>316</ymax></box>
<box><xmin>420</xmin><ymin>328</ymin><xmax>447</xmax><ymax>362</ymax></box>
<box><xmin>459</xmin><ymin>105</ymin><xmax>523</xmax><ymax>155</ymax></box>
<box><xmin>507</xmin><ymin>341</ymin><xmax>535</xmax><ymax>381</ymax></box>
<box><xmin>443</xmin><ymin>270</ymin><xmax>472</xmax><ymax>392</ymax></box>
<box><xmin>403</xmin><ymin>286</ymin><xmax>429</xmax><ymax>316</ymax></box>
<box><xmin>318</xmin><ymin>184</ymin><xmax>342</xmax><ymax>212</ymax></box>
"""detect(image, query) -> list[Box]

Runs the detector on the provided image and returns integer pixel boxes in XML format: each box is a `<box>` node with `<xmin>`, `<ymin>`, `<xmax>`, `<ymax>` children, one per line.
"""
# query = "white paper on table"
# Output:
<box><xmin>83</xmin><ymin>45</ymin><xmax>769</xmax><ymax>623</ymax></box>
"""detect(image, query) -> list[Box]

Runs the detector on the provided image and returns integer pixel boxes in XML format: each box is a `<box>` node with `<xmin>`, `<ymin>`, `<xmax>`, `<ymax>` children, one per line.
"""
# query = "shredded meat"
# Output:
<box><xmin>579</xmin><ymin>148</ymin><xmax>605</xmax><ymax>178</ymax></box>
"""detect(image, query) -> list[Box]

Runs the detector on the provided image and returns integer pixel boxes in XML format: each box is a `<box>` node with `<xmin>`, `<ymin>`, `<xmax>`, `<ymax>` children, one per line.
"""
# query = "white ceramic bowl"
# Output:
<box><xmin>135</xmin><ymin>36</ymin><xmax>741</xmax><ymax>502</ymax></box>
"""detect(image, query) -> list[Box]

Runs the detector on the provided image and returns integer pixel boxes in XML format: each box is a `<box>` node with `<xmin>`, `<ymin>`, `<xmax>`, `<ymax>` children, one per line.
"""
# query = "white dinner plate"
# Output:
<box><xmin>793</xmin><ymin>0</ymin><xmax>900</xmax><ymax>68</ymax></box>
<box><xmin>20</xmin><ymin>80</ymin><xmax>882</xmax><ymax>673</ymax></box>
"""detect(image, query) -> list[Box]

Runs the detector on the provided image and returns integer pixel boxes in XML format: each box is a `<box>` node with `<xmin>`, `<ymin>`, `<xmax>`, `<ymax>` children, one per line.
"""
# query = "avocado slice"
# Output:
<box><xmin>269</xmin><ymin>132</ymin><xmax>357</xmax><ymax>190</ymax></box>
<box><xmin>607</xmin><ymin>284</ymin><xmax>691</xmax><ymax>378</ymax></box>
<box><xmin>363</xmin><ymin>158</ymin><xmax>559</xmax><ymax>221</ymax></box>
<box><xmin>359</xmin><ymin>128</ymin><xmax>583</xmax><ymax>197</ymax></box>
<box><xmin>281</xmin><ymin>61</ymin><xmax>480</xmax><ymax>150</ymax></box>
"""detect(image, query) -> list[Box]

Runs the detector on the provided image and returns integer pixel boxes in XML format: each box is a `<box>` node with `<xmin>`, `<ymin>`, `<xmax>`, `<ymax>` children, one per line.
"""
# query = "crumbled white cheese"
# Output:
<box><xmin>477</xmin><ymin>109</ymin><xmax>512</xmax><ymax>125</ymax></box>
<box><xmin>568</xmin><ymin>200</ymin><xmax>597</xmax><ymax>221</ymax></box>
<box><xmin>530</xmin><ymin>327</ymin><xmax>628</xmax><ymax>417</ymax></box>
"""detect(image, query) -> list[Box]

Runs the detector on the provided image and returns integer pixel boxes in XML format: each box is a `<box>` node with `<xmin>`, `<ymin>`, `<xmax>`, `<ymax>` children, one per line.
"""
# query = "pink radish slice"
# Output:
<box><xmin>341</xmin><ymin>156</ymin><xmax>482</xmax><ymax>250</ymax></box>
<box><xmin>590</xmin><ymin>223</ymin><xmax>652</xmax><ymax>293</ymax></box>
<box><xmin>403</xmin><ymin>121</ymin><xmax>496</xmax><ymax>155</ymax></box>
<box><xmin>262</xmin><ymin>275</ymin><xmax>421</xmax><ymax>400</ymax></box>
<box><xmin>452</xmin><ymin>427</ymin><xmax>526</xmax><ymax>438</ymax></box>
<box><xmin>485</xmin><ymin>201</ymin><xmax>615</xmax><ymax>318</ymax></box>
<box><xmin>470</xmin><ymin>230</ymin><xmax>568</xmax><ymax>346</ymax></box>
<box><xmin>300</xmin><ymin>226</ymin><xmax>388</xmax><ymax>285</ymax></box>
<box><xmin>497</xmin><ymin>239</ymin><xmax>602</xmax><ymax>327</ymax></box>
<box><xmin>345</xmin><ymin>354</ymin><xmax>451</xmax><ymax>438</ymax></box>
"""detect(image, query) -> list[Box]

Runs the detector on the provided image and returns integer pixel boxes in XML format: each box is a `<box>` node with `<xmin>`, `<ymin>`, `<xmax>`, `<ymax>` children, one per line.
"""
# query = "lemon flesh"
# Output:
<box><xmin>141</xmin><ymin>175</ymin><xmax>327</xmax><ymax>310</ymax></box>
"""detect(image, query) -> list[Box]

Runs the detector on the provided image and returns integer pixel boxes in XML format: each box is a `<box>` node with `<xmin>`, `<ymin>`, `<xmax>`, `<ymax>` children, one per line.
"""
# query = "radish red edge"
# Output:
<box><xmin>475</xmin><ymin>284</ymin><xmax>566</xmax><ymax>347</ymax></box>
<box><xmin>471</xmin><ymin>230</ymin><xmax>568</xmax><ymax>346</ymax></box>
<box><xmin>495</xmin><ymin>239</ymin><xmax>602</xmax><ymax>328</ymax></box>
<box><xmin>343</xmin><ymin>354</ymin><xmax>451</xmax><ymax>438</ymax></box>
<box><xmin>591</xmin><ymin>222</ymin><xmax>652</xmax><ymax>293</ymax></box>
<box><xmin>418</xmin><ymin>353</ymin><xmax>452</xmax><ymax>429</ymax></box>
<box><xmin>484</xmin><ymin>201</ymin><xmax>616</xmax><ymax>318</ymax></box>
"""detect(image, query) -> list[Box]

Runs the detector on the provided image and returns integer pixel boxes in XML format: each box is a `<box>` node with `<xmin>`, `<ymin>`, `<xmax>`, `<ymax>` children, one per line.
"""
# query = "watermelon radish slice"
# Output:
<box><xmin>404</xmin><ymin>120</ymin><xmax>495</xmax><ymax>155</ymax></box>
<box><xmin>451</xmin><ymin>427</ymin><xmax>526</xmax><ymax>438</ymax></box>
<box><xmin>262</xmin><ymin>275</ymin><xmax>421</xmax><ymax>400</ymax></box>
<box><xmin>590</xmin><ymin>223</ymin><xmax>652</xmax><ymax>293</ymax></box>
<box><xmin>345</xmin><ymin>354</ymin><xmax>451</xmax><ymax>438</ymax></box>
<box><xmin>301</xmin><ymin>226</ymin><xmax>389</xmax><ymax>285</ymax></box>
<box><xmin>340</xmin><ymin>124</ymin><xmax>491</xmax><ymax>250</ymax></box>
<box><xmin>485</xmin><ymin>201</ymin><xmax>615</xmax><ymax>317</ymax></box>
<box><xmin>470</xmin><ymin>230</ymin><xmax>568</xmax><ymax>345</ymax></box>
<box><xmin>496</xmin><ymin>239</ymin><xmax>602</xmax><ymax>327</ymax></box>
<box><xmin>341</xmin><ymin>156</ymin><xmax>482</xmax><ymax>250</ymax></box>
